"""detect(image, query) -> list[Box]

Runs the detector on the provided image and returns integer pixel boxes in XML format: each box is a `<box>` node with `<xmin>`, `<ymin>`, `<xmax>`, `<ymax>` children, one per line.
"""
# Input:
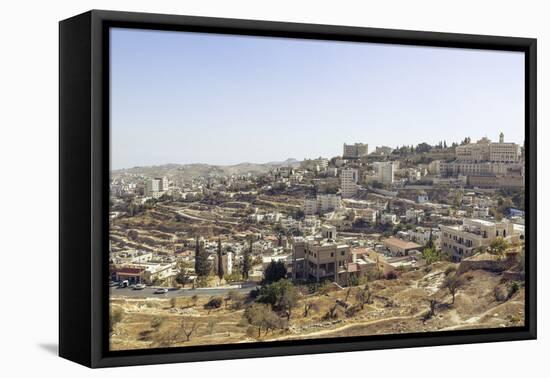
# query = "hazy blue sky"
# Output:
<box><xmin>110</xmin><ymin>28</ymin><xmax>525</xmax><ymax>170</ymax></box>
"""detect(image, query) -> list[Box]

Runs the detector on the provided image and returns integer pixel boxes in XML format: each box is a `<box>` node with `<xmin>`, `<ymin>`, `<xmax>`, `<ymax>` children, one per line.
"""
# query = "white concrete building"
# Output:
<box><xmin>318</xmin><ymin>194</ymin><xmax>341</xmax><ymax>213</ymax></box>
<box><xmin>440</xmin><ymin>161</ymin><xmax>524</xmax><ymax>177</ymax></box>
<box><xmin>374</xmin><ymin>162</ymin><xmax>394</xmax><ymax>185</ymax></box>
<box><xmin>472</xmin><ymin>206</ymin><xmax>490</xmax><ymax>218</ymax></box>
<box><xmin>298</xmin><ymin>216</ymin><xmax>321</xmax><ymax>235</ymax></box>
<box><xmin>145</xmin><ymin>177</ymin><xmax>169</xmax><ymax>198</ymax></box>
<box><xmin>304</xmin><ymin>198</ymin><xmax>318</xmax><ymax>216</ymax></box>
<box><xmin>304</xmin><ymin>194</ymin><xmax>341</xmax><ymax>215</ymax></box>
<box><xmin>440</xmin><ymin>218</ymin><xmax>518</xmax><ymax>262</ymax></box>
<box><xmin>354</xmin><ymin>208</ymin><xmax>378</xmax><ymax>223</ymax></box>
<box><xmin>409</xmin><ymin>227</ymin><xmax>440</xmax><ymax>247</ymax></box>
<box><xmin>341</xmin><ymin>169</ymin><xmax>358</xmax><ymax>198</ymax></box>
<box><xmin>405</xmin><ymin>209</ymin><xmax>424</xmax><ymax>223</ymax></box>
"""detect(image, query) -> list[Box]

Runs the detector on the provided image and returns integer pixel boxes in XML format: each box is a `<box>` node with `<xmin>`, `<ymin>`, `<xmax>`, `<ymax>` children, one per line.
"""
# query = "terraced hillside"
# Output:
<box><xmin>110</xmin><ymin>262</ymin><xmax>524</xmax><ymax>351</ymax></box>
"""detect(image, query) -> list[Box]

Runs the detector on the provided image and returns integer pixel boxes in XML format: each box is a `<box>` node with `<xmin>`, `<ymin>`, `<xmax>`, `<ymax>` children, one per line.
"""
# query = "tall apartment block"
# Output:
<box><xmin>341</xmin><ymin>168</ymin><xmax>358</xmax><ymax>198</ymax></box>
<box><xmin>343</xmin><ymin>143</ymin><xmax>368</xmax><ymax>159</ymax></box>
<box><xmin>374</xmin><ymin>161</ymin><xmax>394</xmax><ymax>185</ymax></box>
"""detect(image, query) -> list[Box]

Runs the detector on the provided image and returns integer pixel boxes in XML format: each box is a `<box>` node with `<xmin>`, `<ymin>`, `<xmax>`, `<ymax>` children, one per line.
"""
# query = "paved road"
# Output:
<box><xmin>110</xmin><ymin>284</ymin><xmax>256</xmax><ymax>298</ymax></box>
<box><xmin>157</xmin><ymin>204</ymin><xmax>239</xmax><ymax>225</ymax></box>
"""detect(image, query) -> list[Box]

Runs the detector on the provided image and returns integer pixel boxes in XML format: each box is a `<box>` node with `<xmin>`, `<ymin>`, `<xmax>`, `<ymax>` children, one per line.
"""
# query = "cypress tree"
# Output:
<box><xmin>194</xmin><ymin>236</ymin><xmax>208</xmax><ymax>277</ymax></box>
<box><xmin>426</xmin><ymin>230</ymin><xmax>435</xmax><ymax>249</ymax></box>
<box><xmin>242</xmin><ymin>239</ymin><xmax>252</xmax><ymax>280</ymax></box>
<box><xmin>194</xmin><ymin>235</ymin><xmax>200</xmax><ymax>274</ymax></box>
<box><xmin>217</xmin><ymin>238</ymin><xmax>224</xmax><ymax>280</ymax></box>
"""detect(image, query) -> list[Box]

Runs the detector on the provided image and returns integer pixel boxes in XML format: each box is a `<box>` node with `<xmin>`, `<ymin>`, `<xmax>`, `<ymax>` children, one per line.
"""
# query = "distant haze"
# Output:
<box><xmin>111</xmin><ymin>28</ymin><xmax>525</xmax><ymax>170</ymax></box>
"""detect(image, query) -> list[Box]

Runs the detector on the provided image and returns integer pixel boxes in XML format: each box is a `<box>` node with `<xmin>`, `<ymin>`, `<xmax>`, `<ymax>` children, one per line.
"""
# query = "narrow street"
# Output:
<box><xmin>110</xmin><ymin>284</ymin><xmax>256</xmax><ymax>298</ymax></box>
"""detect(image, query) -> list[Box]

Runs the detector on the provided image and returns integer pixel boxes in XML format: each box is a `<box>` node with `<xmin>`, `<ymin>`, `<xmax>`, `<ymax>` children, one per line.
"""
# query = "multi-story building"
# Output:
<box><xmin>455</xmin><ymin>133</ymin><xmax>521</xmax><ymax>163</ymax></box>
<box><xmin>280</xmin><ymin>217</ymin><xmax>299</xmax><ymax>232</ymax></box>
<box><xmin>341</xmin><ymin>169</ymin><xmax>358</xmax><ymax>198</ymax></box>
<box><xmin>146</xmin><ymin>178</ymin><xmax>161</xmax><ymax>193</ymax></box>
<box><xmin>291</xmin><ymin>237</ymin><xmax>307</xmax><ymax>281</ymax></box>
<box><xmin>343</xmin><ymin>143</ymin><xmax>368</xmax><ymax>159</ymax></box>
<box><xmin>145</xmin><ymin>177</ymin><xmax>169</xmax><ymax>198</ymax></box>
<box><xmin>354</xmin><ymin>208</ymin><xmax>378</xmax><ymax>224</ymax></box>
<box><xmin>489</xmin><ymin>146</ymin><xmax>521</xmax><ymax>163</ymax></box>
<box><xmin>440</xmin><ymin>218</ymin><xmax>518</xmax><ymax>262</ymax></box>
<box><xmin>440</xmin><ymin>161</ymin><xmax>524</xmax><ymax>177</ymax></box>
<box><xmin>304</xmin><ymin>226</ymin><xmax>350</xmax><ymax>284</ymax></box>
<box><xmin>304</xmin><ymin>194</ymin><xmax>342</xmax><ymax>215</ymax></box>
<box><xmin>472</xmin><ymin>206</ymin><xmax>490</xmax><ymax>218</ymax></box>
<box><xmin>318</xmin><ymin>194</ymin><xmax>341</xmax><ymax>213</ymax></box>
<box><xmin>405</xmin><ymin>209</ymin><xmax>424</xmax><ymax>223</ymax></box>
<box><xmin>428</xmin><ymin>160</ymin><xmax>441</xmax><ymax>175</ymax></box>
<box><xmin>467</xmin><ymin>174</ymin><xmax>524</xmax><ymax>190</ymax></box>
<box><xmin>373</xmin><ymin>162</ymin><xmax>394</xmax><ymax>185</ymax></box>
<box><xmin>304</xmin><ymin>198</ymin><xmax>318</xmax><ymax>216</ymax></box>
<box><xmin>409</xmin><ymin>227</ymin><xmax>441</xmax><ymax>247</ymax></box>
<box><xmin>298</xmin><ymin>216</ymin><xmax>321</xmax><ymax>235</ymax></box>
<box><xmin>215</xmin><ymin>251</ymin><xmax>233</xmax><ymax>275</ymax></box>
<box><xmin>292</xmin><ymin>228</ymin><xmax>376</xmax><ymax>284</ymax></box>
<box><xmin>455</xmin><ymin>137</ymin><xmax>491</xmax><ymax>162</ymax></box>
<box><xmin>159</xmin><ymin>176</ymin><xmax>169</xmax><ymax>191</ymax></box>
<box><xmin>304</xmin><ymin>241</ymin><xmax>350</xmax><ymax>284</ymax></box>
<box><xmin>300</xmin><ymin>157</ymin><xmax>329</xmax><ymax>172</ymax></box>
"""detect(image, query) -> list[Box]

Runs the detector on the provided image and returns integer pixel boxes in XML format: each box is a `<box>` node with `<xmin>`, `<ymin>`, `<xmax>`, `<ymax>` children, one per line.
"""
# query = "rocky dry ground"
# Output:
<box><xmin>109</xmin><ymin>261</ymin><xmax>525</xmax><ymax>351</ymax></box>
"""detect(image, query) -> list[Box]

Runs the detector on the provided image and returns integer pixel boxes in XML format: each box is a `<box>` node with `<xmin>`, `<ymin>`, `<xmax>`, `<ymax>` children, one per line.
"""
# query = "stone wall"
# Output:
<box><xmin>457</xmin><ymin>252</ymin><xmax>517</xmax><ymax>275</ymax></box>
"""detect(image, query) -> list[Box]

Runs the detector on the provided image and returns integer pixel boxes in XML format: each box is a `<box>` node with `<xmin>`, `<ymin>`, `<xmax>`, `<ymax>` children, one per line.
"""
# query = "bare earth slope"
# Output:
<box><xmin>110</xmin><ymin>262</ymin><xmax>524</xmax><ymax>351</ymax></box>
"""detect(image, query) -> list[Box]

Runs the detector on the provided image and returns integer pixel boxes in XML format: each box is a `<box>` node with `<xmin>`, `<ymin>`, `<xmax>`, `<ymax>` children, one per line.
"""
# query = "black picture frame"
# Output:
<box><xmin>59</xmin><ymin>9</ymin><xmax>537</xmax><ymax>368</ymax></box>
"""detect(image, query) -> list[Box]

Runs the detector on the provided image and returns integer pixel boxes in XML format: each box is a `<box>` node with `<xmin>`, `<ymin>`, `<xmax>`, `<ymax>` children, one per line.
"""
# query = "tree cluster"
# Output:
<box><xmin>263</xmin><ymin>260</ymin><xmax>287</xmax><ymax>285</ymax></box>
<box><xmin>194</xmin><ymin>236</ymin><xmax>209</xmax><ymax>277</ymax></box>
<box><xmin>256</xmin><ymin>279</ymin><xmax>298</xmax><ymax>321</ymax></box>
<box><xmin>244</xmin><ymin>303</ymin><xmax>283</xmax><ymax>337</ymax></box>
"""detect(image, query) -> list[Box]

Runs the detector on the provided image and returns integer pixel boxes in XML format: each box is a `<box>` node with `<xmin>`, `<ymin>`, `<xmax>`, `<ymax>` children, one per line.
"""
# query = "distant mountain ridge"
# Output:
<box><xmin>111</xmin><ymin>158</ymin><xmax>301</xmax><ymax>179</ymax></box>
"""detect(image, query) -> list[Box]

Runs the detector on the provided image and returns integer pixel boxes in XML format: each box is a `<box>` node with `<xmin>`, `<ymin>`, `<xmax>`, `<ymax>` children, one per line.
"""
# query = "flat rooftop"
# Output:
<box><xmin>469</xmin><ymin>218</ymin><xmax>496</xmax><ymax>226</ymax></box>
<box><xmin>383</xmin><ymin>237</ymin><xmax>422</xmax><ymax>250</ymax></box>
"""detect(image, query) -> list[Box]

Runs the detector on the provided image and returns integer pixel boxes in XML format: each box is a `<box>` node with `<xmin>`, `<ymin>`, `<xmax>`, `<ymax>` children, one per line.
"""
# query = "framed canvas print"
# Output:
<box><xmin>59</xmin><ymin>10</ymin><xmax>537</xmax><ymax>368</ymax></box>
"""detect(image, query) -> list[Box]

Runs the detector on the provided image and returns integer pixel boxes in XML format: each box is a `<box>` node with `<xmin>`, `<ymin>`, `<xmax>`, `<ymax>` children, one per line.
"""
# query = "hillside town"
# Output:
<box><xmin>109</xmin><ymin>133</ymin><xmax>526</xmax><ymax>350</ymax></box>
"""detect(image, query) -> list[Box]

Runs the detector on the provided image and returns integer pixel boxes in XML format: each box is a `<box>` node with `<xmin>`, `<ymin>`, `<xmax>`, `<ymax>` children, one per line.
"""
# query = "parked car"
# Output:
<box><xmin>154</xmin><ymin>288</ymin><xmax>168</xmax><ymax>294</ymax></box>
<box><xmin>119</xmin><ymin>280</ymin><xmax>129</xmax><ymax>288</ymax></box>
<box><xmin>133</xmin><ymin>283</ymin><xmax>146</xmax><ymax>290</ymax></box>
